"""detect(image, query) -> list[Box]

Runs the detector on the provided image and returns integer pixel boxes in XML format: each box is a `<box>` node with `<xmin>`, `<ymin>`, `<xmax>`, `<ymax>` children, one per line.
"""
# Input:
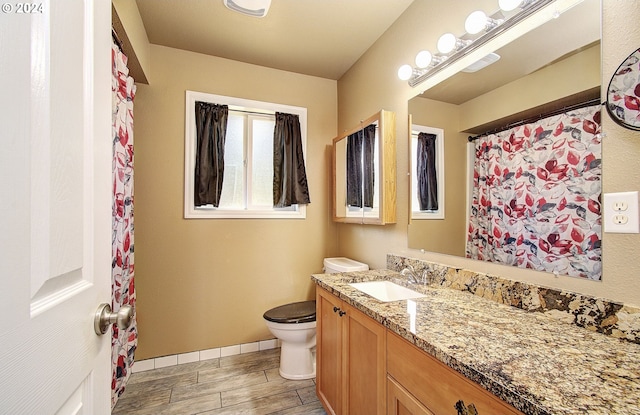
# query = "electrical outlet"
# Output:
<box><xmin>604</xmin><ymin>191</ymin><xmax>639</xmax><ymax>233</ymax></box>
<box><xmin>612</xmin><ymin>215</ymin><xmax>628</xmax><ymax>225</ymax></box>
<box><xmin>613</xmin><ymin>201</ymin><xmax>629</xmax><ymax>211</ymax></box>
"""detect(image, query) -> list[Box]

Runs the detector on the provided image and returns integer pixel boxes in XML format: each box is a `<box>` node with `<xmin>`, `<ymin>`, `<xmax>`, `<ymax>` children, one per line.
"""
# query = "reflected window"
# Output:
<box><xmin>411</xmin><ymin>125</ymin><xmax>444</xmax><ymax>219</ymax></box>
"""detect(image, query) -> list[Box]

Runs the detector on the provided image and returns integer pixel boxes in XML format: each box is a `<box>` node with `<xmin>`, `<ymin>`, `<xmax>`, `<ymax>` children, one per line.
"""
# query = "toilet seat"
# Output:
<box><xmin>263</xmin><ymin>300</ymin><xmax>316</xmax><ymax>324</ymax></box>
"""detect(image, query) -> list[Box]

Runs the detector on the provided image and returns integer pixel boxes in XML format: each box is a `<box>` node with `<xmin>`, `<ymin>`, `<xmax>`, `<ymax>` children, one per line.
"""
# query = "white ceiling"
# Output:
<box><xmin>132</xmin><ymin>0</ymin><xmax>600</xmax><ymax>105</ymax></box>
<box><xmin>134</xmin><ymin>0</ymin><xmax>414</xmax><ymax>80</ymax></box>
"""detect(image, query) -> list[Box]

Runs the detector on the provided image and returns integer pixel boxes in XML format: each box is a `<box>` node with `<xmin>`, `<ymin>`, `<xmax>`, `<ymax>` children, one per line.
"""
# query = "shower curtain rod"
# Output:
<box><xmin>467</xmin><ymin>98</ymin><xmax>604</xmax><ymax>142</ymax></box>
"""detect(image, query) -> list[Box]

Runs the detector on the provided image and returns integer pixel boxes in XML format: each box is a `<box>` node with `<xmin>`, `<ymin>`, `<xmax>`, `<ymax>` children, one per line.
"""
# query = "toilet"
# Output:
<box><xmin>263</xmin><ymin>257</ymin><xmax>368</xmax><ymax>380</ymax></box>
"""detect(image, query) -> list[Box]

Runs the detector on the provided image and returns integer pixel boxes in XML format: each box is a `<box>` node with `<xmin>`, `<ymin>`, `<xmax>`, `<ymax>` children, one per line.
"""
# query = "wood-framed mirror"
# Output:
<box><xmin>333</xmin><ymin>110</ymin><xmax>396</xmax><ymax>225</ymax></box>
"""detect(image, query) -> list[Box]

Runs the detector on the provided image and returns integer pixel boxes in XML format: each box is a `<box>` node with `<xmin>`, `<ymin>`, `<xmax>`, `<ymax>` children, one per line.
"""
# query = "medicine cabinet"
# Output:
<box><xmin>332</xmin><ymin>110</ymin><xmax>396</xmax><ymax>225</ymax></box>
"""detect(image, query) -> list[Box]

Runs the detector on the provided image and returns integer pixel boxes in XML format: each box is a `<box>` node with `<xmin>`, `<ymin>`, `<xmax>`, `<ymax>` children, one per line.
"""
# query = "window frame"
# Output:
<box><xmin>184</xmin><ymin>90</ymin><xmax>308</xmax><ymax>219</ymax></box>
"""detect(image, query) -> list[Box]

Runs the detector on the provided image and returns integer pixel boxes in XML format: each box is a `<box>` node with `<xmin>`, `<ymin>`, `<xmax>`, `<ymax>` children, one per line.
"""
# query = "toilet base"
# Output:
<box><xmin>278</xmin><ymin>342</ymin><xmax>316</xmax><ymax>380</ymax></box>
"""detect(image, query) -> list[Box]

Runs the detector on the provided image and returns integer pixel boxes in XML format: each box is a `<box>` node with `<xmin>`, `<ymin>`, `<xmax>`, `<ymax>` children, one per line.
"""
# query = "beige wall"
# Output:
<box><xmin>407</xmin><ymin>97</ymin><xmax>467</xmax><ymax>257</ymax></box>
<box><xmin>134</xmin><ymin>45</ymin><xmax>338</xmax><ymax>359</ymax></box>
<box><xmin>131</xmin><ymin>1</ymin><xmax>640</xmax><ymax>360</ymax></box>
<box><xmin>337</xmin><ymin>1</ymin><xmax>640</xmax><ymax>307</ymax></box>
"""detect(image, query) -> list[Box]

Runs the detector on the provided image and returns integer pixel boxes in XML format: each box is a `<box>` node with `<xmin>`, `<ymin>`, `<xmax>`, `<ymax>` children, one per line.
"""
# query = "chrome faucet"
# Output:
<box><xmin>400</xmin><ymin>265</ymin><xmax>429</xmax><ymax>285</ymax></box>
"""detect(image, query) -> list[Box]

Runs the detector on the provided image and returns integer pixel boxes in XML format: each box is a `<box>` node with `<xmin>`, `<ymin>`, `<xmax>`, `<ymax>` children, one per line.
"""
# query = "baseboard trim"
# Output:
<box><xmin>132</xmin><ymin>338</ymin><xmax>280</xmax><ymax>373</ymax></box>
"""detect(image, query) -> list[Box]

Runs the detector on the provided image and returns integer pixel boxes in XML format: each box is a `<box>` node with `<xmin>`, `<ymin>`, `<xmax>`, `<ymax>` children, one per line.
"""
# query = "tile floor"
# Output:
<box><xmin>112</xmin><ymin>348</ymin><xmax>327</xmax><ymax>415</ymax></box>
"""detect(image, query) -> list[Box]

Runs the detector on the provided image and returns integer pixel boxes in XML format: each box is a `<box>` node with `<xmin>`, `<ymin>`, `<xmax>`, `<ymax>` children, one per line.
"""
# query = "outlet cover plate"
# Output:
<box><xmin>603</xmin><ymin>191</ymin><xmax>639</xmax><ymax>233</ymax></box>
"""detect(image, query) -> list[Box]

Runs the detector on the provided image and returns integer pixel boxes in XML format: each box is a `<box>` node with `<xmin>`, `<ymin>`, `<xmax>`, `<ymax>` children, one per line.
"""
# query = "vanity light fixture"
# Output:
<box><xmin>498</xmin><ymin>0</ymin><xmax>535</xmax><ymax>11</ymax></box>
<box><xmin>397</xmin><ymin>0</ymin><xmax>582</xmax><ymax>88</ymax></box>
<box><xmin>464</xmin><ymin>11</ymin><xmax>502</xmax><ymax>35</ymax></box>
<box><xmin>415</xmin><ymin>50</ymin><xmax>444</xmax><ymax>68</ymax></box>
<box><xmin>437</xmin><ymin>33</ymin><xmax>471</xmax><ymax>54</ymax></box>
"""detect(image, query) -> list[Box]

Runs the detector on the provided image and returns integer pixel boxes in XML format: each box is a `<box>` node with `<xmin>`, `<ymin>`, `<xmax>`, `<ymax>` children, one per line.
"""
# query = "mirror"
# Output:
<box><xmin>407</xmin><ymin>0</ymin><xmax>601</xmax><ymax>264</ymax></box>
<box><xmin>606</xmin><ymin>47</ymin><xmax>640</xmax><ymax>131</ymax></box>
<box><xmin>333</xmin><ymin>110</ymin><xmax>396</xmax><ymax>225</ymax></box>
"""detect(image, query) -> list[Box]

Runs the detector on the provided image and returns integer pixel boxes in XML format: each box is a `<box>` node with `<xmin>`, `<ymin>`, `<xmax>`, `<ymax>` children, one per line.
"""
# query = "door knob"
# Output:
<box><xmin>94</xmin><ymin>303</ymin><xmax>133</xmax><ymax>335</ymax></box>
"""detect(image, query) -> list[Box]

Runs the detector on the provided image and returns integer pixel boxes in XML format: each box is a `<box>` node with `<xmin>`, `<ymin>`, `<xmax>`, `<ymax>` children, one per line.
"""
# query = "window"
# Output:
<box><xmin>410</xmin><ymin>124</ymin><xmax>444</xmax><ymax>219</ymax></box>
<box><xmin>184</xmin><ymin>91</ymin><xmax>307</xmax><ymax>219</ymax></box>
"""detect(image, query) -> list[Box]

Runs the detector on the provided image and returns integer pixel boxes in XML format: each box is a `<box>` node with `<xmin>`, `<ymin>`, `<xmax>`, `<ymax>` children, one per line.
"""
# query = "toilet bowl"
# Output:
<box><xmin>263</xmin><ymin>257</ymin><xmax>368</xmax><ymax>380</ymax></box>
<box><xmin>263</xmin><ymin>301</ymin><xmax>317</xmax><ymax>380</ymax></box>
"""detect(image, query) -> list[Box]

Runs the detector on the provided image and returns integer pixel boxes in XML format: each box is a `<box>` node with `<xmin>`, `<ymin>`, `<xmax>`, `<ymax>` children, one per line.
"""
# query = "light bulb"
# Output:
<box><xmin>398</xmin><ymin>64</ymin><xmax>413</xmax><ymax>81</ymax></box>
<box><xmin>415</xmin><ymin>50</ymin><xmax>433</xmax><ymax>68</ymax></box>
<box><xmin>465</xmin><ymin>10</ymin><xmax>488</xmax><ymax>34</ymax></box>
<box><xmin>437</xmin><ymin>33</ymin><xmax>457</xmax><ymax>54</ymax></box>
<box><xmin>498</xmin><ymin>0</ymin><xmax>522</xmax><ymax>12</ymax></box>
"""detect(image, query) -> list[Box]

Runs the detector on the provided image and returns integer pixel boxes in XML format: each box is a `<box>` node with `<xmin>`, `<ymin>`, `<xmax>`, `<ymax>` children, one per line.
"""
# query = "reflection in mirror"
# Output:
<box><xmin>410</xmin><ymin>124</ymin><xmax>445</xmax><ymax>220</ymax></box>
<box><xmin>333</xmin><ymin>110</ymin><xmax>396</xmax><ymax>225</ymax></box>
<box><xmin>407</xmin><ymin>0</ymin><xmax>602</xmax><ymax>278</ymax></box>
<box><xmin>606</xmin><ymin>47</ymin><xmax>640</xmax><ymax>131</ymax></box>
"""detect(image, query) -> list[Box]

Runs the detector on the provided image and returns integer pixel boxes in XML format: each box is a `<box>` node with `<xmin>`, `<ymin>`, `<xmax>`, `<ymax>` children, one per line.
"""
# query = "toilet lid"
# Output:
<box><xmin>263</xmin><ymin>300</ymin><xmax>316</xmax><ymax>324</ymax></box>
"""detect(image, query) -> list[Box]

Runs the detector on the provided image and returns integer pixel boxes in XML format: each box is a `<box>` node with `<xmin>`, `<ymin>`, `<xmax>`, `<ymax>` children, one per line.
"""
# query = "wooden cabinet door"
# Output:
<box><xmin>343</xmin><ymin>303</ymin><xmax>387</xmax><ymax>415</ymax></box>
<box><xmin>388</xmin><ymin>376</ymin><xmax>434</xmax><ymax>415</ymax></box>
<box><xmin>387</xmin><ymin>332</ymin><xmax>523</xmax><ymax>415</ymax></box>
<box><xmin>317</xmin><ymin>288</ymin><xmax>343</xmax><ymax>415</ymax></box>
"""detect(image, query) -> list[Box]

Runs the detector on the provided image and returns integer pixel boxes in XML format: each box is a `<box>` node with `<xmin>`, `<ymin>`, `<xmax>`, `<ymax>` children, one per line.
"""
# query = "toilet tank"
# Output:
<box><xmin>323</xmin><ymin>257</ymin><xmax>369</xmax><ymax>273</ymax></box>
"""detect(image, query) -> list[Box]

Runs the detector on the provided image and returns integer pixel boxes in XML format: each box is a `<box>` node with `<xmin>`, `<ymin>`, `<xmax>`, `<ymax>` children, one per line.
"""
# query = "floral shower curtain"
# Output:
<box><xmin>111</xmin><ymin>40</ymin><xmax>137</xmax><ymax>408</ymax></box>
<box><xmin>466</xmin><ymin>104</ymin><xmax>602</xmax><ymax>280</ymax></box>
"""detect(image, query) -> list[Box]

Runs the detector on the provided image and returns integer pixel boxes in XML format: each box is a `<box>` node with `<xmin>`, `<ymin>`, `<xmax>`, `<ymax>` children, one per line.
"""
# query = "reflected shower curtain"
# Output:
<box><xmin>111</xmin><ymin>41</ymin><xmax>137</xmax><ymax>408</ymax></box>
<box><xmin>466</xmin><ymin>104</ymin><xmax>602</xmax><ymax>280</ymax></box>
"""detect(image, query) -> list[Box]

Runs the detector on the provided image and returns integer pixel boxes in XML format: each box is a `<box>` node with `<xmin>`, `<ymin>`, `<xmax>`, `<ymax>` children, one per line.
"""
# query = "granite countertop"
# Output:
<box><xmin>311</xmin><ymin>269</ymin><xmax>640</xmax><ymax>415</ymax></box>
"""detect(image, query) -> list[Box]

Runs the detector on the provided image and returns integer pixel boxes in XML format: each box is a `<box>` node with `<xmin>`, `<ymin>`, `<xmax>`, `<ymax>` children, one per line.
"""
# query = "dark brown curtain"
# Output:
<box><xmin>362</xmin><ymin>124</ymin><xmax>376</xmax><ymax>208</ymax></box>
<box><xmin>346</xmin><ymin>131</ymin><xmax>362</xmax><ymax>207</ymax></box>
<box><xmin>273</xmin><ymin>112</ymin><xmax>310</xmax><ymax>207</ymax></box>
<box><xmin>346</xmin><ymin>125</ymin><xmax>376</xmax><ymax>208</ymax></box>
<box><xmin>417</xmin><ymin>132</ymin><xmax>438</xmax><ymax>211</ymax></box>
<box><xmin>194</xmin><ymin>102</ymin><xmax>228</xmax><ymax>207</ymax></box>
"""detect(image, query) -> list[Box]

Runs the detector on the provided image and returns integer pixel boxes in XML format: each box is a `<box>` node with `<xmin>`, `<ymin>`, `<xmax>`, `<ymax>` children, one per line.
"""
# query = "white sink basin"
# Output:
<box><xmin>349</xmin><ymin>281</ymin><xmax>426</xmax><ymax>302</ymax></box>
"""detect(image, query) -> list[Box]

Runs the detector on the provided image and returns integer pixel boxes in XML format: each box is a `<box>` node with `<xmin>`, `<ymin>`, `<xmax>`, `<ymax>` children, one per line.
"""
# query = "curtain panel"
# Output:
<box><xmin>346</xmin><ymin>131</ymin><xmax>363</xmax><ymax>207</ymax></box>
<box><xmin>362</xmin><ymin>124</ymin><xmax>376</xmax><ymax>208</ymax></box>
<box><xmin>194</xmin><ymin>102</ymin><xmax>228</xmax><ymax>207</ymax></box>
<box><xmin>417</xmin><ymin>132</ymin><xmax>438</xmax><ymax>211</ymax></box>
<box><xmin>466</xmin><ymin>104</ymin><xmax>602</xmax><ymax>280</ymax></box>
<box><xmin>273</xmin><ymin>112</ymin><xmax>310</xmax><ymax>207</ymax></box>
<box><xmin>346</xmin><ymin>124</ymin><xmax>376</xmax><ymax>208</ymax></box>
<box><xmin>111</xmin><ymin>41</ymin><xmax>138</xmax><ymax>408</ymax></box>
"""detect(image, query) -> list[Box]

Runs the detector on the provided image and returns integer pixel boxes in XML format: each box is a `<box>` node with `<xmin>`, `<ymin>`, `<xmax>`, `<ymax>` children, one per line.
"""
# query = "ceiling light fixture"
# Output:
<box><xmin>223</xmin><ymin>0</ymin><xmax>271</xmax><ymax>18</ymax></box>
<box><xmin>397</xmin><ymin>0</ymin><xmax>582</xmax><ymax>88</ymax></box>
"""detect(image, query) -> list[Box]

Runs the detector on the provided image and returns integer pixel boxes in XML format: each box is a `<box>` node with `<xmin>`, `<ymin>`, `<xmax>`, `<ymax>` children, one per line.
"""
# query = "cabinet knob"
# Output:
<box><xmin>454</xmin><ymin>400</ymin><xmax>478</xmax><ymax>415</ymax></box>
<box><xmin>333</xmin><ymin>306</ymin><xmax>340</xmax><ymax>313</ymax></box>
<box><xmin>339</xmin><ymin>310</ymin><xmax>346</xmax><ymax>316</ymax></box>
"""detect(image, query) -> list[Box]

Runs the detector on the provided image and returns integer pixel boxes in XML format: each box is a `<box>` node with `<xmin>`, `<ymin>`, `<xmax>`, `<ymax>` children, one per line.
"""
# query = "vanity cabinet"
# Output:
<box><xmin>388</xmin><ymin>375</ymin><xmax>434</xmax><ymax>415</ymax></box>
<box><xmin>316</xmin><ymin>287</ymin><xmax>386</xmax><ymax>415</ymax></box>
<box><xmin>387</xmin><ymin>331</ymin><xmax>524</xmax><ymax>415</ymax></box>
<box><xmin>315</xmin><ymin>284</ymin><xmax>525</xmax><ymax>415</ymax></box>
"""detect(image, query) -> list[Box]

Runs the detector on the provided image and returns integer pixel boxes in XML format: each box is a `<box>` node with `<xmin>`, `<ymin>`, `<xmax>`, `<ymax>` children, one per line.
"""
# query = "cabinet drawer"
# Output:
<box><xmin>387</xmin><ymin>332</ymin><xmax>523</xmax><ymax>415</ymax></box>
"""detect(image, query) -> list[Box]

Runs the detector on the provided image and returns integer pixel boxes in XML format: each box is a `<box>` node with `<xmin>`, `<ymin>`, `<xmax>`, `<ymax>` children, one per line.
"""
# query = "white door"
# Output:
<box><xmin>0</xmin><ymin>0</ymin><xmax>113</xmax><ymax>414</ymax></box>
